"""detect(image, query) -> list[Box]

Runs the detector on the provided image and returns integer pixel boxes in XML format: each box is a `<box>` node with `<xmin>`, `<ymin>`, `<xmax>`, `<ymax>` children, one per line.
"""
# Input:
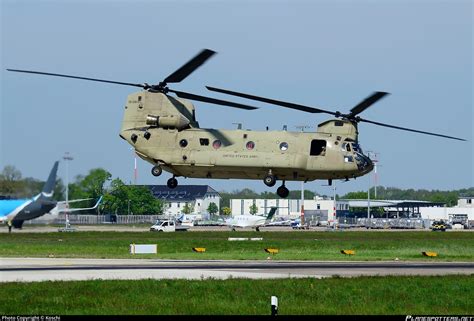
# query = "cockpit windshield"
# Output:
<box><xmin>352</xmin><ymin>143</ymin><xmax>362</xmax><ymax>154</ymax></box>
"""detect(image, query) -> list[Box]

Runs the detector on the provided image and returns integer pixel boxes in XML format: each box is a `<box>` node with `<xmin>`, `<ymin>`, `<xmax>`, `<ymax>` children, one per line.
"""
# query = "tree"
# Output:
<box><xmin>182</xmin><ymin>203</ymin><xmax>194</xmax><ymax>215</ymax></box>
<box><xmin>101</xmin><ymin>178</ymin><xmax>163</xmax><ymax>215</ymax></box>
<box><xmin>221</xmin><ymin>206</ymin><xmax>232</xmax><ymax>216</ymax></box>
<box><xmin>249</xmin><ymin>203</ymin><xmax>258</xmax><ymax>215</ymax></box>
<box><xmin>70</xmin><ymin>168</ymin><xmax>112</xmax><ymax>201</ymax></box>
<box><xmin>207</xmin><ymin>202</ymin><xmax>218</xmax><ymax>218</ymax></box>
<box><xmin>0</xmin><ymin>165</ymin><xmax>24</xmax><ymax>196</ymax></box>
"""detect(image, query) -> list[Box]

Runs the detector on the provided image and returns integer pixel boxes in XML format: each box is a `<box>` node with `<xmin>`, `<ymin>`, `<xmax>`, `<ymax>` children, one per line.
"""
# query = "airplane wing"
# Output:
<box><xmin>54</xmin><ymin>196</ymin><xmax>103</xmax><ymax>214</ymax></box>
<box><xmin>56</xmin><ymin>198</ymin><xmax>95</xmax><ymax>205</ymax></box>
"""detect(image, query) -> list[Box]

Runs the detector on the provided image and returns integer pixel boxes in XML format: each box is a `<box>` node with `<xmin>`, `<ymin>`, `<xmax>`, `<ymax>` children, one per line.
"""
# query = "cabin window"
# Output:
<box><xmin>335</xmin><ymin>121</ymin><xmax>344</xmax><ymax>127</ymax></box>
<box><xmin>279</xmin><ymin>142</ymin><xmax>289</xmax><ymax>151</ymax></box>
<box><xmin>179</xmin><ymin>139</ymin><xmax>188</xmax><ymax>148</ymax></box>
<box><xmin>246</xmin><ymin>141</ymin><xmax>255</xmax><ymax>150</ymax></box>
<box><xmin>212</xmin><ymin>140</ymin><xmax>222</xmax><ymax>149</ymax></box>
<box><xmin>310</xmin><ymin>139</ymin><xmax>326</xmax><ymax>156</ymax></box>
<box><xmin>200</xmin><ymin>138</ymin><xmax>209</xmax><ymax>146</ymax></box>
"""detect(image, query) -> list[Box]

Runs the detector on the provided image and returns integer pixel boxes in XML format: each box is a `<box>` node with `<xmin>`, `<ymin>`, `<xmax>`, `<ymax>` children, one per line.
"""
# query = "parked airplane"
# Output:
<box><xmin>225</xmin><ymin>207</ymin><xmax>278</xmax><ymax>231</ymax></box>
<box><xmin>0</xmin><ymin>161</ymin><xmax>59</xmax><ymax>228</ymax></box>
<box><xmin>1</xmin><ymin>162</ymin><xmax>104</xmax><ymax>229</ymax></box>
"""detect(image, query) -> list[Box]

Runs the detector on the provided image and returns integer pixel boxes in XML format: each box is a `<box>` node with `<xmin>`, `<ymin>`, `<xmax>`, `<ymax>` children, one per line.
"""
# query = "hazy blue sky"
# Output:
<box><xmin>1</xmin><ymin>0</ymin><xmax>472</xmax><ymax>196</ymax></box>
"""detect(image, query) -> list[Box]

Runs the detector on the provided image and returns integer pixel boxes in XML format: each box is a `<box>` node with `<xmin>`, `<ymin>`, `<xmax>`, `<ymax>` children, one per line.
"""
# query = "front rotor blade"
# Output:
<box><xmin>163</xmin><ymin>49</ymin><xmax>216</xmax><ymax>84</ymax></box>
<box><xmin>359</xmin><ymin>117</ymin><xmax>466</xmax><ymax>141</ymax></box>
<box><xmin>348</xmin><ymin>91</ymin><xmax>390</xmax><ymax>117</ymax></box>
<box><xmin>207</xmin><ymin>86</ymin><xmax>338</xmax><ymax>115</ymax></box>
<box><xmin>7</xmin><ymin>69</ymin><xmax>145</xmax><ymax>88</ymax></box>
<box><xmin>169</xmin><ymin>89</ymin><xmax>258</xmax><ymax>110</ymax></box>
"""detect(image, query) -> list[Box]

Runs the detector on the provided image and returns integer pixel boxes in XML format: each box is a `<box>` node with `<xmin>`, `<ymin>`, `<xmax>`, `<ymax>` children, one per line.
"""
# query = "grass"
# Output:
<box><xmin>1</xmin><ymin>275</ymin><xmax>473</xmax><ymax>315</ymax></box>
<box><xmin>1</xmin><ymin>230</ymin><xmax>473</xmax><ymax>261</ymax></box>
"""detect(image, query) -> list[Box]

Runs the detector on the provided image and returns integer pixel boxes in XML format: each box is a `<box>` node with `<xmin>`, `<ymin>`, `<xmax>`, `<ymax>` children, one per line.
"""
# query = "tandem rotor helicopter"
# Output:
<box><xmin>8</xmin><ymin>49</ymin><xmax>466</xmax><ymax>198</ymax></box>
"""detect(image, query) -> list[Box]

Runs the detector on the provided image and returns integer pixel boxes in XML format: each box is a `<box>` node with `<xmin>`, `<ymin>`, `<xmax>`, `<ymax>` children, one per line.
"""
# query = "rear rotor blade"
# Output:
<box><xmin>348</xmin><ymin>91</ymin><xmax>390</xmax><ymax>117</ymax></box>
<box><xmin>7</xmin><ymin>69</ymin><xmax>145</xmax><ymax>88</ymax></box>
<box><xmin>207</xmin><ymin>86</ymin><xmax>337</xmax><ymax>115</ymax></box>
<box><xmin>169</xmin><ymin>89</ymin><xmax>258</xmax><ymax>110</ymax></box>
<box><xmin>359</xmin><ymin>117</ymin><xmax>466</xmax><ymax>141</ymax></box>
<box><xmin>163</xmin><ymin>49</ymin><xmax>216</xmax><ymax>84</ymax></box>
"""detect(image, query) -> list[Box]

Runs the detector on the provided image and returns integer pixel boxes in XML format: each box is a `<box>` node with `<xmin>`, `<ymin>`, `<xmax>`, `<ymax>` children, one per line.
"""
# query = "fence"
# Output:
<box><xmin>356</xmin><ymin>218</ymin><xmax>429</xmax><ymax>229</ymax></box>
<box><xmin>25</xmin><ymin>214</ymin><xmax>166</xmax><ymax>225</ymax></box>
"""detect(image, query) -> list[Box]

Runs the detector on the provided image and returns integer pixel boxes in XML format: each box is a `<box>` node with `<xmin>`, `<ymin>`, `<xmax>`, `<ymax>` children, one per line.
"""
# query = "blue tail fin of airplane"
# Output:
<box><xmin>41</xmin><ymin>161</ymin><xmax>59</xmax><ymax>198</ymax></box>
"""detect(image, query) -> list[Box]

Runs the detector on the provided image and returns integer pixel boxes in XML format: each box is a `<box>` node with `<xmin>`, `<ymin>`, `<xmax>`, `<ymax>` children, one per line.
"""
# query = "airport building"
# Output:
<box><xmin>230</xmin><ymin>197</ymin><xmax>349</xmax><ymax>224</ymax></box>
<box><xmin>230</xmin><ymin>196</ymin><xmax>474</xmax><ymax>227</ymax></box>
<box><xmin>419</xmin><ymin>196</ymin><xmax>474</xmax><ymax>224</ymax></box>
<box><xmin>146</xmin><ymin>185</ymin><xmax>221</xmax><ymax>219</ymax></box>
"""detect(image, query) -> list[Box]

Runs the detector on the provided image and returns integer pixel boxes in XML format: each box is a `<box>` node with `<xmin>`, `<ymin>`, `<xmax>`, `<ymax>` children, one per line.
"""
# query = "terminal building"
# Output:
<box><xmin>146</xmin><ymin>185</ymin><xmax>221</xmax><ymax>219</ymax></box>
<box><xmin>230</xmin><ymin>195</ymin><xmax>474</xmax><ymax>227</ymax></box>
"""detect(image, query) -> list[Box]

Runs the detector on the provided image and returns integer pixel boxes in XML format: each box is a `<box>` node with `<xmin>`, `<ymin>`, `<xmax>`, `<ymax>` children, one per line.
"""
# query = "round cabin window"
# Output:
<box><xmin>179</xmin><ymin>139</ymin><xmax>188</xmax><ymax>148</ymax></box>
<box><xmin>212</xmin><ymin>140</ymin><xmax>222</xmax><ymax>149</ymax></box>
<box><xmin>246</xmin><ymin>141</ymin><xmax>255</xmax><ymax>150</ymax></box>
<box><xmin>279</xmin><ymin>142</ymin><xmax>289</xmax><ymax>151</ymax></box>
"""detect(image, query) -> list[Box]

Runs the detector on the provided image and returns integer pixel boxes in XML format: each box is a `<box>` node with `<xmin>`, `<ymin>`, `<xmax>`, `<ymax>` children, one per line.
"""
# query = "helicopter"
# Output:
<box><xmin>7</xmin><ymin>49</ymin><xmax>466</xmax><ymax>198</ymax></box>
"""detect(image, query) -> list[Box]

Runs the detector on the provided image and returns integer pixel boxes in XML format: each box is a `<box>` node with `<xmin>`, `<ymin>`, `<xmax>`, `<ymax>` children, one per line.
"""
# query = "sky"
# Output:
<box><xmin>1</xmin><ymin>0</ymin><xmax>472</xmax><ymax>197</ymax></box>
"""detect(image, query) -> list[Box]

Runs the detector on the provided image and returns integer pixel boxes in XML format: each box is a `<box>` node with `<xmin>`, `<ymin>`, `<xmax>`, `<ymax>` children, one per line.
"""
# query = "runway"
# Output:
<box><xmin>1</xmin><ymin>258</ymin><xmax>473</xmax><ymax>282</ymax></box>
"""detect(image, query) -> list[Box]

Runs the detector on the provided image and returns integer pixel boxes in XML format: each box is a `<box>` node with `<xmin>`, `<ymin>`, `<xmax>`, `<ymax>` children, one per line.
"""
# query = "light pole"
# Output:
<box><xmin>131</xmin><ymin>147</ymin><xmax>137</xmax><ymax>185</ymax></box>
<box><xmin>300</xmin><ymin>181</ymin><xmax>305</xmax><ymax>226</ymax></box>
<box><xmin>63</xmin><ymin>152</ymin><xmax>73</xmax><ymax>229</ymax></box>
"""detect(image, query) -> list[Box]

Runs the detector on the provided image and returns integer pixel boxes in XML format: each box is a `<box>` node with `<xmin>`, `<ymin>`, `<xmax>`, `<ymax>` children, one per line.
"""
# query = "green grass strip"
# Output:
<box><xmin>1</xmin><ymin>231</ymin><xmax>473</xmax><ymax>261</ymax></box>
<box><xmin>1</xmin><ymin>275</ymin><xmax>473</xmax><ymax>315</ymax></box>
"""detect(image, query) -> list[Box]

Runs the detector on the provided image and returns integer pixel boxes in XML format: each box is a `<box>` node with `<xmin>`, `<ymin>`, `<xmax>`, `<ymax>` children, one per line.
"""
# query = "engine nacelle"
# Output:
<box><xmin>146</xmin><ymin>114</ymin><xmax>190</xmax><ymax>130</ymax></box>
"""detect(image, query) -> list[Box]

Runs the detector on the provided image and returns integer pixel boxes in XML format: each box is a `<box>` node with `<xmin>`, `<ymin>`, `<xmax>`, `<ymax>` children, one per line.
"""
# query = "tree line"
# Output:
<box><xmin>1</xmin><ymin>165</ymin><xmax>472</xmax><ymax>214</ymax></box>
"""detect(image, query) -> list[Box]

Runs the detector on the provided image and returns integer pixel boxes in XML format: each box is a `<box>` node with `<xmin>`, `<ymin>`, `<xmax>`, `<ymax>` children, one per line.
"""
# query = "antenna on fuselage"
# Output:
<box><xmin>295</xmin><ymin>125</ymin><xmax>311</xmax><ymax>132</ymax></box>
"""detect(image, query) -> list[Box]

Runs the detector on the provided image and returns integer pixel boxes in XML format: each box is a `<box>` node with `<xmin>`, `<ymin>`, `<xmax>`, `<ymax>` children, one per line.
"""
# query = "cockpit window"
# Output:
<box><xmin>341</xmin><ymin>143</ymin><xmax>351</xmax><ymax>152</ymax></box>
<box><xmin>344</xmin><ymin>156</ymin><xmax>354</xmax><ymax>163</ymax></box>
<box><xmin>352</xmin><ymin>143</ymin><xmax>362</xmax><ymax>153</ymax></box>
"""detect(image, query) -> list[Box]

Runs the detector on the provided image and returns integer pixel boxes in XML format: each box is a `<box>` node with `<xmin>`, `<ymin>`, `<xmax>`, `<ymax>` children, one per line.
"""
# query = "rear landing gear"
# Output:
<box><xmin>167</xmin><ymin>176</ymin><xmax>178</xmax><ymax>189</ymax></box>
<box><xmin>151</xmin><ymin>165</ymin><xmax>162</xmax><ymax>177</ymax></box>
<box><xmin>277</xmin><ymin>182</ymin><xmax>289</xmax><ymax>198</ymax></box>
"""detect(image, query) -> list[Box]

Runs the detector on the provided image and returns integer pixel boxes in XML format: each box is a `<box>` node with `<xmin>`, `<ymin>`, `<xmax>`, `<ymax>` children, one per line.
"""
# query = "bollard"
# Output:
<box><xmin>271</xmin><ymin>296</ymin><xmax>278</xmax><ymax>316</ymax></box>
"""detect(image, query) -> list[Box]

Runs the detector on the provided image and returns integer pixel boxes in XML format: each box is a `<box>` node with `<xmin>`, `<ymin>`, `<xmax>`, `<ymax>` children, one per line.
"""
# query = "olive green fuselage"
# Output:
<box><xmin>120</xmin><ymin>91</ymin><xmax>373</xmax><ymax>182</ymax></box>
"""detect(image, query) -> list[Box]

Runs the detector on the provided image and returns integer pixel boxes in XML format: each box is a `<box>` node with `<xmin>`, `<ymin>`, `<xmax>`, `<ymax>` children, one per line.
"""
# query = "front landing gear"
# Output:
<box><xmin>167</xmin><ymin>176</ymin><xmax>178</xmax><ymax>189</ymax></box>
<box><xmin>277</xmin><ymin>182</ymin><xmax>289</xmax><ymax>198</ymax></box>
<box><xmin>263</xmin><ymin>174</ymin><xmax>277</xmax><ymax>187</ymax></box>
<box><xmin>151</xmin><ymin>165</ymin><xmax>162</xmax><ymax>177</ymax></box>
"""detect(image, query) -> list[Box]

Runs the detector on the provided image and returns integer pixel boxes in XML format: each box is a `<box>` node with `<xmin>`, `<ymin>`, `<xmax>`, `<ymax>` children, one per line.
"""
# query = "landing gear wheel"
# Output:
<box><xmin>167</xmin><ymin>177</ymin><xmax>178</xmax><ymax>189</ymax></box>
<box><xmin>256</xmin><ymin>227</ymin><xmax>260</xmax><ymax>232</ymax></box>
<box><xmin>263</xmin><ymin>174</ymin><xmax>277</xmax><ymax>187</ymax></box>
<box><xmin>151</xmin><ymin>165</ymin><xmax>162</xmax><ymax>177</ymax></box>
<box><xmin>277</xmin><ymin>185</ymin><xmax>289</xmax><ymax>198</ymax></box>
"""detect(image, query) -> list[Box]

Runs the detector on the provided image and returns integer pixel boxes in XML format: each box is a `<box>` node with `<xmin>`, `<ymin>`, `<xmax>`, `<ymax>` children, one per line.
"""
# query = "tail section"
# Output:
<box><xmin>41</xmin><ymin>161</ymin><xmax>59</xmax><ymax>199</ymax></box>
<box><xmin>265</xmin><ymin>207</ymin><xmax>277</xmax><ymax>221</ymax></box>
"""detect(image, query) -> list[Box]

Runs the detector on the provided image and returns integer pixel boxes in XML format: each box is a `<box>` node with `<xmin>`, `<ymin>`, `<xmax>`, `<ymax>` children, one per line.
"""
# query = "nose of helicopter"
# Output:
<box><xmin>355</xmin><ymin>152</ymin><xmax>374</xmax><ymax>174</ymax></box>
